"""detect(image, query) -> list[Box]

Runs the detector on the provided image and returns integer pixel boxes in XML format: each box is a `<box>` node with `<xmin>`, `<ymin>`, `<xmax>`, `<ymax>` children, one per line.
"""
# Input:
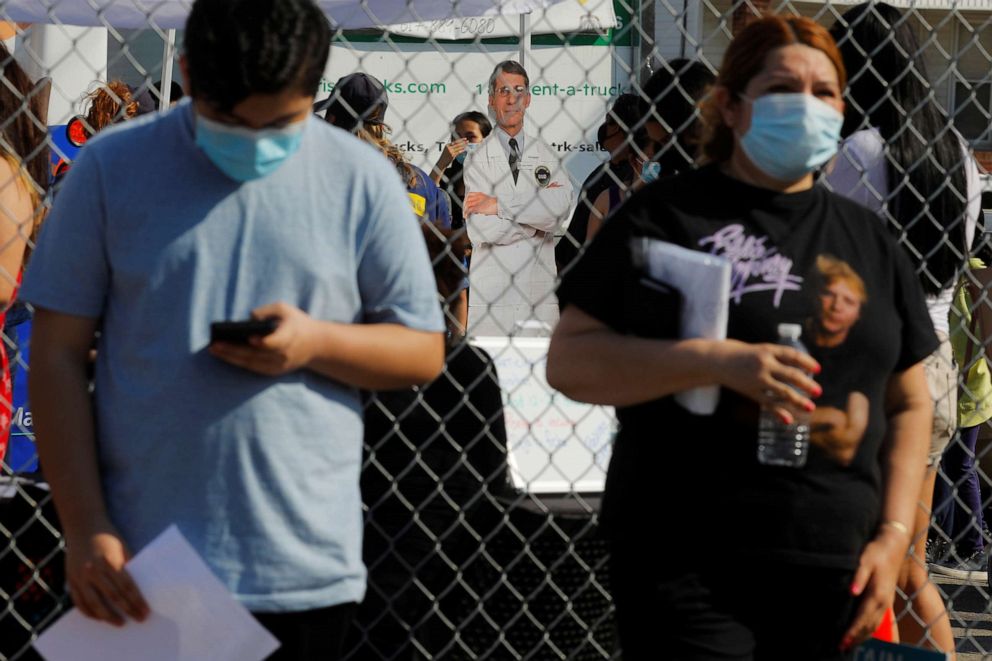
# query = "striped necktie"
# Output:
<box><xmin>508</xmin><ymin>137</ymin><xmax>520</xmax><ymax>184</ymax></box>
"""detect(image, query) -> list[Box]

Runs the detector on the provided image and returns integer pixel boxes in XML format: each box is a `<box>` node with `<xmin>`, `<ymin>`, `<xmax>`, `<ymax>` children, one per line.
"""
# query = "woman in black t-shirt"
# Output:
<box><xmin>547</xmin><ymin>15</ymin><xmax>937</xmax><ymax>661</ymax></box>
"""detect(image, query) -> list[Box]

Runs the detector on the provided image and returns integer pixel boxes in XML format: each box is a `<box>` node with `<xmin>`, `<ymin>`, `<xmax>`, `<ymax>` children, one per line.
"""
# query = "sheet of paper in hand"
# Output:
<box><xmin>632</xmin><ymin>237</ymin><xmax>731</xmax><ymax>415</ymax></box>
<box><xmin>35</xmin><ymin>525</ymin><xmax>279</xmax><ymax>661</ymax></box>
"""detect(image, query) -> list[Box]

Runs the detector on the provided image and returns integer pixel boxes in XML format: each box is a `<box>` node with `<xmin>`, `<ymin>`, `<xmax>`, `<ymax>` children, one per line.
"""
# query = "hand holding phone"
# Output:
<box><xmin>209</xmin><ymin>318</ymin><xmax>278</xmax><ymax>345</ymax></box>
<box><xmin>208</xmin><ymin>303</ymin><xmax>316</xmax><ymax>376</ymax></box>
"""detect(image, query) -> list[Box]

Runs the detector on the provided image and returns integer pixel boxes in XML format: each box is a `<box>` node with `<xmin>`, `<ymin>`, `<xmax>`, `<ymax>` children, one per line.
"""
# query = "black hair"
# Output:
<box><xmin>153</xmin><ymin>79</ymin><xmax>185</xmax><ymax>103</ymax></box>
<box><xmin>453</xmin><ymin>111</ymin><xmax>492</xmax><ymax>138</ymax></box>
<box><xmin>971</xmin><ymin>230</ymin><xmax>992</xmax><ymax>266</ymax></box>
<box><xmin>184</xmin><ymin>0</ymin><xmax>331</xmax><ymax>112</ymax></box>
<box><xmin>607</xmin><ymin>93</ymin><xmax>647</xmax><ymax>132</ymax></box>
<box><xmin>638</xmin><ymin>58</ymin><xmax>715</xmax><ymax>173</ymax></box>
<box><xmin>831</xmin><ymin>2</ymin><xmax>969</xmax><ymax>295</ymax></box>
<box><xmin>488</xmin><ymin>61</ymin><xmax>529</xmax><ymax>94</ymax></box>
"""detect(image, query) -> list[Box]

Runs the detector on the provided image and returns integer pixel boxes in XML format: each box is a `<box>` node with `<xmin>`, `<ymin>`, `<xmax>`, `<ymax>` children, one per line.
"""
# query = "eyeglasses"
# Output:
<box><xmin>494</xmin><ymin>85</ymin><xmax>528</xmax><ymax>98</ymax></box>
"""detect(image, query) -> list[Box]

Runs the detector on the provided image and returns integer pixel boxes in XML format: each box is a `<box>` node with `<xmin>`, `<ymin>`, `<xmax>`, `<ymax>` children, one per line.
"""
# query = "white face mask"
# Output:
<box><xmin>739</xmin><ymin>93</ymin><xmax>843</xmax><ymax>182</ymax></box>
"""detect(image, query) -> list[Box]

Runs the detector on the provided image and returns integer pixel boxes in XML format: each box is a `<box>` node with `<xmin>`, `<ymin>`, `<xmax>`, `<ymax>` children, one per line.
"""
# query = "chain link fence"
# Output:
<box><xmin>1</xmin><ymin>0</ymin><xmax>991</xmax><ymax>658</ymax></box>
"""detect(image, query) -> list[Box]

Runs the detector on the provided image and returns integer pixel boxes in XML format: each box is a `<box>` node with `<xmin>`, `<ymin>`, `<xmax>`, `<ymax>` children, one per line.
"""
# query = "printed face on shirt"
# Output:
<box><xmin>818</xmin><ymin>279</ymin><xmax>863</xmax><ymax>342</ymax></box>
<box><xmin>804</xmin><ymin>255</ymin><xmax>871</xmax><ymax>466</ymax></box>
<box><xmin>810</xmin><ymin>255</ymin><xmax>867</xmax><ymax>349</ymax></box>
<box><xmin>455</xmin><ymin>120</ymin><xmax>486</xmax><ymax>144</ymax></box>
<box><xmin>488</xmin><ymin>72</ymin><xmax>531</xmax><ymax>133</ymax></box>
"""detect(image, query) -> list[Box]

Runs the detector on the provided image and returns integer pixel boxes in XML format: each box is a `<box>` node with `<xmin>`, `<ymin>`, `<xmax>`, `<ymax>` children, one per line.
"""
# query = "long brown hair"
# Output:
<box><xmin>356</xmin><ymin>122</ymin><xmax>418</xmax><ymax>189</ymax></box>
<box><xmin>698</xmin><ymin>15</ymin><xmax>846</xmax><ymax>164</ymax></box>
<box><xmin>0</xmin><ymin>44</ymin><xmax>50</xmax><ymax>248</ymax></box>
<box><xmin>83</xmin><ymin>80</ymin><xmax>137</xmax><ymax>134</ymax></box>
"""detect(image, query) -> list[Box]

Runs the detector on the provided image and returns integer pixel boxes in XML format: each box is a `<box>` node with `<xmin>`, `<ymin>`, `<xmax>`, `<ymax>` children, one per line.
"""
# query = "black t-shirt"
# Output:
<box><xmin>557</xmin><ymin>164</ymin><xmax>938</xmax><ymax>569</ymax></box>
<box><xmin>556</xmin><ymin>160</ymin><xmax>632</xmax><ymax>272</ymax></box>
<box><xmin>362</xmin><ymin>343</ymin><xmax>511</xmax><ymax>528</ymax></box>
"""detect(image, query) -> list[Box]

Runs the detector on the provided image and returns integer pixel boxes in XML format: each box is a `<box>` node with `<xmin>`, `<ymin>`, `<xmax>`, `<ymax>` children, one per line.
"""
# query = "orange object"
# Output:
<box><xmin>871</xmin><ymin>607</ymin><xmax>896</xmax><ymax>642</ymax></box>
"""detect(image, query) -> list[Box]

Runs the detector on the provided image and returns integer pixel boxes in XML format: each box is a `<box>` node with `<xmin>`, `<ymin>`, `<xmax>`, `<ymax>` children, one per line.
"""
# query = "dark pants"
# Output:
<box><xmin>609</xmin><ymin>536</ymin><xmax>857</xmax><ymax>661</ymax></box>
<box><xmin>933</xmin><ymin>426</ymin><xmax>985</xmax><ymax>555</ymax></box>
<box><xmin>253</xmin><ymin>602</ymin><xmax>356</xmax><ymax>661</ymax></box>
<box><xmin>346</xmin><ymin>499</ymin><xmax>489</xmax><ymax>659</ymax></box>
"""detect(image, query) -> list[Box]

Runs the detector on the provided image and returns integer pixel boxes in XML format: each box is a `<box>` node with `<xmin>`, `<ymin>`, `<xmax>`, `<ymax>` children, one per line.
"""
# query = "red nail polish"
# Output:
<box><xmin>813</xmin><ymin>363</ymin><xmax>822</xmax><ymax>375</ymax></box>
<box><xmin>850</xmin><ymin>583</ymin><xmax>861</xmax><ymax>596</ymax></box>
<box><xmin>812</xmin><ymin>385</ymin><xmax>823</xmax><ymax>398</ymax></box>
<box><xmin>804</xmin><ymin>401</ymin><xmax>815</xmax><ymax>412</ymax></box>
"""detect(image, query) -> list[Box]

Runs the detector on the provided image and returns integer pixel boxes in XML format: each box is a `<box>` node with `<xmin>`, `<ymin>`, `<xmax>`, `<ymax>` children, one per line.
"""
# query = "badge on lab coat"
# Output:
<box><xmin>535</xmin><ymin>165</ymin><xmax>551</xmax><ymax>187</ymax></box>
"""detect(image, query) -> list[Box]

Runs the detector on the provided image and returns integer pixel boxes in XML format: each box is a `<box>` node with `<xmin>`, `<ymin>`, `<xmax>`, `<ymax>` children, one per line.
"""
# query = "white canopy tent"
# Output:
<box><xmin>0</xmin><ymin>0</ymin><xmax>573</xmax><ymax>30</ymax></box>
<box><xmin>0</xmin><ymin>0</ymin><xmax>605</xmax><ymax>114</ymax></box>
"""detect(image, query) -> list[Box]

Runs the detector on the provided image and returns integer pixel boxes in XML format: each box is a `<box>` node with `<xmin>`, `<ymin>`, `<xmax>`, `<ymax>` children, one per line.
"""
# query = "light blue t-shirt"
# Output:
<box><xmin>22</xmin><ymin>101</ymin><xmax>444</xmax><ymax>612</ymax></box>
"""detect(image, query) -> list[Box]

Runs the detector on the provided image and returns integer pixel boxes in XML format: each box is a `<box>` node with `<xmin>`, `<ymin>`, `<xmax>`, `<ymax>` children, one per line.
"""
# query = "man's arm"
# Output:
<box><xmin>462</xmin><ymin>154</ymin><xmax>536</xmax><ymax>247</ymax></box>
<box><xmin>30</xmin><ymin>308</ymin><xmax>150</xmax><ymax>626</ymax></box>
<box><xmin>463</xmin><ymin>149</ymin><xmax>573</xmax><ymax>238</ymax></box>
<box><xmin>209</xmin><ymin>301</ymin><xmax>444</xmax><ymax>388</ymax></box>
<box><xmin>497</xmin><ymin>166</ymin><xmax>573</xmax><ymax>232</ymax></box>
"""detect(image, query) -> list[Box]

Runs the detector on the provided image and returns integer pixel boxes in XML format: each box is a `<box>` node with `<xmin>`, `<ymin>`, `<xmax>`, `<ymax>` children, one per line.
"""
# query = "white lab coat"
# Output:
<box><xmin>463</xmin><ymin>124</ymin><xmax>574</xmax><ymax>336</ymax></box>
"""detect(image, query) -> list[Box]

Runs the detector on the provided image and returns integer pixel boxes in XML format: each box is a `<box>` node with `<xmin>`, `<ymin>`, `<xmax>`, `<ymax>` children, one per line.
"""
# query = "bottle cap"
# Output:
<box><xmin>777</xmin><ymin>323</ymin><xmax>802</xmax><ymax>340</ymax></box>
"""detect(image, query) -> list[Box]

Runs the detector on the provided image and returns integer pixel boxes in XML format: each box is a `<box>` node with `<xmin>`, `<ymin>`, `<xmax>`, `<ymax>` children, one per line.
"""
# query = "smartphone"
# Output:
<box><xmin>209</xmin><ymin>318</ymin><xmax>278</xmax><ymax>344</ymax></box>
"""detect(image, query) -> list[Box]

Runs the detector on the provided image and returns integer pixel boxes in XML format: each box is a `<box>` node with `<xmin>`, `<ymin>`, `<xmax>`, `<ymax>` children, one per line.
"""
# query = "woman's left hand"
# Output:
<box><xmin>840</xmin><ymin>526</ymin><xmax>909</xmax><ymax>651</ymax></box>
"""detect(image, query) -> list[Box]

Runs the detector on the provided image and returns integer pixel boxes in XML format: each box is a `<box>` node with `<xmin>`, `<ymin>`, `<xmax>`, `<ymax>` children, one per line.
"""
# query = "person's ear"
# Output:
<box><xmin>714</xmin><ymin>85</ymin><xmax>742</xmax><ymax>131</ymax></box>
<box><xmin>179</xmin><ymin>55</ymin><xmax>191</xmax><ymax>97</ymax></box>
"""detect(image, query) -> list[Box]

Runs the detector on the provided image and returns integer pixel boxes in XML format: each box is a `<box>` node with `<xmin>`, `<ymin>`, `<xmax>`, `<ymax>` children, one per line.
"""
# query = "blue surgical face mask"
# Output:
<box><xmin>195</xmin><ymin>113</ymin><xmax>306</xmax><ymax>182</ymax></box>
<box><xmin>455</xmin><ymin>141</ymin><xmax>478</xmax><ymax>164</ymax></box>
<box><xmin>739</xmin><ymin>93</ymin><xmax>843</xmax><ymax>182</ymax></box>
<box><xmin>641</xmin><ymin>160</ymin><xmax>661</xmax><ymax>183</ymax></box>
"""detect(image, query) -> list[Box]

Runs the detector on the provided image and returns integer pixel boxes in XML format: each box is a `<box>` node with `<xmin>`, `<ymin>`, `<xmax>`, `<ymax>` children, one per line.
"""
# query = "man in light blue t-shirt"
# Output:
<box><xmin>22</xmin><ymin>0</ymin><xmax>444</xmax><ymax>657</ymax></box>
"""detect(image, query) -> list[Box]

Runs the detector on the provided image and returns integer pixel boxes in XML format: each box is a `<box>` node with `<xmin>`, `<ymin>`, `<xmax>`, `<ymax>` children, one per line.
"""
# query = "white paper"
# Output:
<box><xmin>472</xmin><ymin>336</ymin><xmax>616</xmax><ymax>493</ymax></box>
<box><xmin>637</xmin><ymin>238</ymin><xmax>732</xmax><ymax>415</ymax></box>
<box><xmin>35</xmin><ymin>525</ymin><xmax>280</xmax><ymax>661</ymax></box>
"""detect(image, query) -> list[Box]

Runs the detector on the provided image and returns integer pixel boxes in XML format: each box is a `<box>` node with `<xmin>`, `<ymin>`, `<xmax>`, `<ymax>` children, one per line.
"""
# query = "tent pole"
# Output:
<box><xmin>159</xmin><ymin>29</ymin><xmax>176</xmax><ymax>111</ymax></box>
<box><xmin>518</xmin><ymin>11</ymin><xmax>530</xmax><ymax>68</ymax></box>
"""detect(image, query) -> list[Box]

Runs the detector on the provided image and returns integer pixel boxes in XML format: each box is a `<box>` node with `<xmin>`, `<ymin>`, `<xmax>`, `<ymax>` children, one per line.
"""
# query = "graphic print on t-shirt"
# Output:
<box><xmin>697</xmin><ymin>224</ymin><xmax>803</xmax><ymax>307</ymax></box>
<box><xmin>809</xmin><ymin>254</ymin><xmax>867</xmax><ymax>349</ymax></box>
<box><xmin>806</xmin><ymin>254</ymin><xmax>870</xmax><ymax>467</ymax></box>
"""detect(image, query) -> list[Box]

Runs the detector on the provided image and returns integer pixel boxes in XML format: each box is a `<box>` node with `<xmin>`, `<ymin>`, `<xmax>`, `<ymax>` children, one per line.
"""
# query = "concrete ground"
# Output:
<box><xmin>930</xmin><ymin>574</ymin><xmax>991</xmax><ymax>659</ymax></box>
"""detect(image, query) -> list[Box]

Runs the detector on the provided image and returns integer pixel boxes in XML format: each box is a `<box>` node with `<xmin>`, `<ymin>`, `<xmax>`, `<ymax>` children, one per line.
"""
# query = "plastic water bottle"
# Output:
<box><xmin>757</xmin><ymin>323</ymin><xmax>810</xmax><ymax>468</ymax></box>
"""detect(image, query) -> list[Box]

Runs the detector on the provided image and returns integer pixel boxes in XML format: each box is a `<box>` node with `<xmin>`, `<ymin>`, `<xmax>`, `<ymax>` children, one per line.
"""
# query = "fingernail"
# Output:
<box><xmin>804</xmin><ymin>401</ymin><xmax>816</xmax><ymax>412</ymax></box>
<box><xmin>811</xmin><ymin>385</ymin><xmax>823</xmax><ymax>398</ymax></box>
<box><xmin>812</xmin><ymin>363</ymin><xmax>822</xmax><ymax>375</ymax></box>
<box><xmin>850</xmin><ymin>583</ymin><xmax>862</xmax><ymax>596</ymax></box>
<box><xmin>779</xmin><ymin>412</ymin><xmax>794</xmax><ymax>425</ymax></box>
<box><xmin>839</xmin><ymin>636</ymin><xmax>853</xmax><ymax>651</ymax></box>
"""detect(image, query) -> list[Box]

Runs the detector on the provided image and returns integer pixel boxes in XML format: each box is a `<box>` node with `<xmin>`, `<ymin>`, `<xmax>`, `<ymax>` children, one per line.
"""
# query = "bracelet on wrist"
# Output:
<box><xmin>880</xmin><ymin>520</ymin><xmax>911</xmax><ymax>537</ymax></box>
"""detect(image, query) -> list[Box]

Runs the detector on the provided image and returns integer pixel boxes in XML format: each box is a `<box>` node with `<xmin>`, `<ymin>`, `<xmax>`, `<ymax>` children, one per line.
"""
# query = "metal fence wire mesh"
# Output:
<box><xmin>0</xmin><ymin>0</ymin><xmax>991</xmax><ymax>658</ymax></box>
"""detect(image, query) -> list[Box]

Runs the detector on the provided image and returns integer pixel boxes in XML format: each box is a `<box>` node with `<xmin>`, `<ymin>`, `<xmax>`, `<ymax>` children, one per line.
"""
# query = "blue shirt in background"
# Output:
<box><xmin>22</xmin><ymin>101</ymin><xmax>444</xmax><ymax>612</ymax></box>
<box><xmin>407</xmin><ymin>164</ymin><xmax>451</xmax><ymax>229</ymax></box>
